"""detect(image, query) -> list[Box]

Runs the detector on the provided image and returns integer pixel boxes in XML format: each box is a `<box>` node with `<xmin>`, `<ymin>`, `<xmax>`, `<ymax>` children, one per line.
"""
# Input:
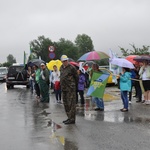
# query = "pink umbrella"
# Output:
<box><xmin>78</xmin><ymin>51</ymin><xmax>109</xmax><ymax>61</ymax></box>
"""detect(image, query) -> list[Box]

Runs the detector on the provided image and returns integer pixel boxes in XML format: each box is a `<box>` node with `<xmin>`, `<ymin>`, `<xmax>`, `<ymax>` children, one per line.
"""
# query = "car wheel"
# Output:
<box><xmin>7</xmin><ymin>85</ymin><xmax>10</xmax><ymax>89</ymax></box>
<box><xmin>11</xmin><ymin>85</ymin><xmax>14</xmax><ymax>88</ymax></box>
<box><xmin>26</xmin><ymin>85</ymin><xmax>30</xmax><ymax>88</ymax></box>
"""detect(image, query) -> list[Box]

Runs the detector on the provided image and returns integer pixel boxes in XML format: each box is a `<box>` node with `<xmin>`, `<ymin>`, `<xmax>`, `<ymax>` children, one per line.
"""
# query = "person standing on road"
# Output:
<box><xmin>32</xmin><ymin>65</ymin><xmax>41</xmax><ymax>100</ymax></box>
<box><xmin>76</xmin><ymin>67</ymin><xmax>86</xmax><ymax>107</ymax></box>
<box><xmin>128</xmin><ymin>68</ymin><xmax>136</xmax><ymax>104</ymax></box>
<box><xmin>139</xmin><ymin>60</ymin><xmax>150</xmax><ymax>104</ymax></box>
<box><xmin>27</xmin><ymin>66</ymin><xmax>35</xmax><ymax>93</ymax></box>
<box><xmin>60</xmin><ymin>55</ymin><xmax>78</xmax><ymax>125</ymax></box>
<box><xmin>50</xmin><ymin>65</ymin><xmax>61</xmax><ymax>103</ymax></box>
<box><xmin>39</xmin><ymin>63</ymin><xmax>50</xmax><ymax>103</ymax></box>
<box><xmin>90</xmin><ymin>63</ymin><xmax>105</xmax><ymax>111</ymax></box>
<box><xmin>119</xmin><ymin>67</ymin><xmax>131</xmax><ymax>112</ymax></box>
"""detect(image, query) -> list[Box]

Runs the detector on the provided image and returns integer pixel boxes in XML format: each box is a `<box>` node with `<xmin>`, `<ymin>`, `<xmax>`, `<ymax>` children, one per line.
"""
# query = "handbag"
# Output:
<box><xmin>55</xmin><ymin>81</ymin><xmax>60</xmax><ymax>90</ymax></box>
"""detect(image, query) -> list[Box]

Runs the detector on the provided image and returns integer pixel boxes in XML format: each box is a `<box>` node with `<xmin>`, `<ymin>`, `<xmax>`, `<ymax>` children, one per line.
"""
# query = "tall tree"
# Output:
<box><xmin>30</xmin><ymin>35</ymin><xmax>53</xmax><ymax>62</ymax></box>
<box><xmin>119</xmin><ymin>44</ymin><xmax>150</xmax><ymax>57</ymax></box>
<box><xmin>75</xmin><ymin>34</ymin><xmax>94</xmax><ymax>56</ymax></box>
<box><xmin>56</xmin><ymin>38</ymin><xmax>78</xmax><ymax>61</ymax></box>
<box><xmin>7</xmin><ymin>54</ymin><xmax>16</xmax><ymax>64</ymax></box>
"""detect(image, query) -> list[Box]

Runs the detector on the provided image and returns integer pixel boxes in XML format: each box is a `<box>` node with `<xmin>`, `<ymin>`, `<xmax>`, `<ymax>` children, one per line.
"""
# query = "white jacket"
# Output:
<box><xmin>50</xmin><ymin>70</ymin><xmax>60</xmax><ymax>84</ymax></box>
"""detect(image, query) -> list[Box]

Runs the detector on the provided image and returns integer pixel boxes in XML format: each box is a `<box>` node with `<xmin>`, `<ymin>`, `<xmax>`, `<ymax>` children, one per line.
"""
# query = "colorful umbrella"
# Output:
<box><xmin>125</xmin><ymin>55</ymin><xmax>139</xmax><ymax>65</ymax></box>
<box><xmin>110</xmin><ymin>58</ymin><xmax>135</xmax><ymax>69</ymax></box>
<box><xmin>47</xmin><ymin>60</ymin><xmax>62</xmax><ymax>70</ymax></box>
<box><xmin>78</xmin><ymin>51</ymin><xmax>109</xmax><ymax>61</ymax></box>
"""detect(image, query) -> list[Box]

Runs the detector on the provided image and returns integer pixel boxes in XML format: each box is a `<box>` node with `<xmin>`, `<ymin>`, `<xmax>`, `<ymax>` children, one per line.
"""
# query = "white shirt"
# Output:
<box><xmin>50</xmin><ymin>70</ymin><xmax>60</xmax><ymax>84</ymax></box>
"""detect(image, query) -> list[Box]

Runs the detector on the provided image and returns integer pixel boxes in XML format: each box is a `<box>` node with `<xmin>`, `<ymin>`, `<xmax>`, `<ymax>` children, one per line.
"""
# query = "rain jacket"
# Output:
<box><xmin>119</xmin><ymin>72</ymin><xmax>131</xmax><ymax>92</ymax></box>
<box><xmin>35</xmin><ymin>68</ymin><xmax>41</xmax><ymax>84</ymax></box>
<box><xmin>78</xmin><ymin>73</ymin><xmax>85</xmax><ymax>91</ymax></box>
<box><xmin>60</xmin><ymin>64</ymin><xmax>78</xmax><ymax>91</ymax></box>
<box><xmin>139</xmin><ymin>65</ymin><xmax>150</xmax><ymax>79</ymax></box>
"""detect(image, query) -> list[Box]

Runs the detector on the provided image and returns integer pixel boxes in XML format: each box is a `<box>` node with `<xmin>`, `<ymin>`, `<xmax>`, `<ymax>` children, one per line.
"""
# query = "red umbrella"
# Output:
<box><xmin>69</xmin><ymin>61</ymin><xmax>79</xmax><ymax>68</ymax></box>
<box><xmin>125</xmin><ymin>55</ymin><xmax>139</xmax><ymax>65</ymax></box>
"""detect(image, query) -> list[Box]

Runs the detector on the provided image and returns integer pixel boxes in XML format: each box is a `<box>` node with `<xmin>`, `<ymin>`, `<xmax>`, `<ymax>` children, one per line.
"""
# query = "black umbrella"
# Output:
<box><xmin>28</xmin><ymin>59</ymin><xmax>45</xmax><ymax>67</ymax></box>
<box><xmin>133</xmin><ymin>55</ymin><xmax>150</xmax><ymax>62</ymax></box>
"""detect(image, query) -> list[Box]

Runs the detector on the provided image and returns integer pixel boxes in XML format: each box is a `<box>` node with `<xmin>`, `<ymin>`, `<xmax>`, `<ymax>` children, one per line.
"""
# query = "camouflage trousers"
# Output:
<box><xmin>62</xmin><ymin>90</ymin><xmax>76</xmax><ymax>121</ymax></box>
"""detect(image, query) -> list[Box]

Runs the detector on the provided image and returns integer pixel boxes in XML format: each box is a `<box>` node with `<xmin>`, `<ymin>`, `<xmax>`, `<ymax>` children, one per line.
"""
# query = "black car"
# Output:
<box><xmin>6</xmin><ymin>65</ymin><xmax>30</xmax><ymax>89</ymax></box>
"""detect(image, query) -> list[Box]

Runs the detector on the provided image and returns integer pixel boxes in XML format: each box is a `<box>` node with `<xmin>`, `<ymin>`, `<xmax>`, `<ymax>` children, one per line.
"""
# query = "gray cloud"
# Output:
<box><xmin>0</xmin><ymin>0</ymin><xmax>150</xmax><ymax>63</ymax></box>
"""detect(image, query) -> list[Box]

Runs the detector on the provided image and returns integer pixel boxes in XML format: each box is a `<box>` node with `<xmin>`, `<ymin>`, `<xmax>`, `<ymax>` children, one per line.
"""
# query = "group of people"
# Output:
<box><xmin>118</xmin><ymin>59</ymin><xmax>150</xmax><ymax>112</ymax></box>
<box><xmin>27</xmin><ymin>63</ymin><xmax>50</xmax><ymax>103</ymax></box>
<box><xmin>27</xmin><ymin>54</ymin><xmax>150</xmax><ymax>125</ymax></box>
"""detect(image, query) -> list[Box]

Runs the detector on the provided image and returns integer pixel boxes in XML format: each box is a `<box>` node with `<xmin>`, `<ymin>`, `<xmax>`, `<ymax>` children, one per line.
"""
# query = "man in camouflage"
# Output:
<box><xmin>60</xmin><ymin>55</ymin><xmax>78</xmax><ymax>125</ymax></box>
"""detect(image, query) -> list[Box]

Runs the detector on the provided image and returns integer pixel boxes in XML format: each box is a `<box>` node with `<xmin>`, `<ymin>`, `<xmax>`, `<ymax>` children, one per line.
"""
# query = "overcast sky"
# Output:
<box><xmin>0</xmin><ymin>0</ymin><xmax>150</xmax><ymax>63</ymax></box>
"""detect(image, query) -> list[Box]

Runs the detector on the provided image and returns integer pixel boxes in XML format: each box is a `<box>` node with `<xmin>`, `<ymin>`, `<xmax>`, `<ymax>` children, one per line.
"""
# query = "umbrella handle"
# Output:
<box><xmin>99</xmin><ymin>68</ymin><xmax>112</xmax><ymax>74</ymax></box>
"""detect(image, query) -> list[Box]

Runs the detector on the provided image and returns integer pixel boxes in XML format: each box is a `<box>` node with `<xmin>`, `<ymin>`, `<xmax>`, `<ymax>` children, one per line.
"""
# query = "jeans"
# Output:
<box><xmin>92</xmin><ymin>97</ymin><xmax>104</xmax><ymax>109</ymax></box>
<box><xmin>29</xmin><ymin>80</ymin><xmax>34</xmax><ymax>92</ymax></box>
<box><xmin>121</xmin><ymin>91</ymin><xmax>128</xmax><ymax>109</ymax></box>
<box><xmin>55</xmin><ymin>89</ymin><xmax>61</xmax><ymax>101</ymax></box>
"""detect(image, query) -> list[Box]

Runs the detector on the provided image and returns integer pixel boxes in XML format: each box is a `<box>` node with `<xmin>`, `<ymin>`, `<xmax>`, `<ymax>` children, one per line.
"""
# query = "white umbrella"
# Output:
<box><xmin>110</xmin><ymin>58</ymin><xmax>135</xmax><ymax>69</ymax></box>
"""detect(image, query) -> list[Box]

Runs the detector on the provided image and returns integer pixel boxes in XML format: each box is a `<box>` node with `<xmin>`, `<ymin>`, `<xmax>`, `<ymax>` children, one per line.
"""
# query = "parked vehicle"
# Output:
<box><xmin>6</xmin><ymin>64</ymin><xmax>29</xmax><ymax>89</ymax></box>
<box><xmin>99</xmin><ymin>67</ymin><xmax>117</xmax><ymax>85</ymax></box>
<box><xmin>0</xmin><ymin>67</ymin><xmax>8</xmax><ymax>81</ymax></box>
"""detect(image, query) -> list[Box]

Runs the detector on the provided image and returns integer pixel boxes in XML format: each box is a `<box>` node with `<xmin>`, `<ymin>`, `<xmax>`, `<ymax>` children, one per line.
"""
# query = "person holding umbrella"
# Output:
<box><xmin>118</xmin><ymin>67</ymin><xmax>131</xmax><ymax>112</ymax></box>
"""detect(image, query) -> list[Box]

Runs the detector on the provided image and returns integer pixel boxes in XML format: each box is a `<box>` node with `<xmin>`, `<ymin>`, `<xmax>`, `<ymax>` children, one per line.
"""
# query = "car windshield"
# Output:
<box><xmin>8</xmin><ymin>66</ymin><xmax>24</xmax><ymax>74</ymax></box>
<box><xmin>0</xmin><ymin>69</ymin><xmax>7</xmax><ymax>74</ymax></box>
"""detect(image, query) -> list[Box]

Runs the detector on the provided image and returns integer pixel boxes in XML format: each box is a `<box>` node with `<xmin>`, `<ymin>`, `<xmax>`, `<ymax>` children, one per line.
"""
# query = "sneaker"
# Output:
<box><xmin>141</xmin><ymin>100</ymin><xmax>145</xmax><ymax>103</ymax></box>
<box><xmin>145</xmin><ymin>100</ymin><xmax>150</xmax><ymax>105</ymax></box>
<box><xmin>129</xmin><ymin>101</ymin><xmax>131</xmax><ymax>104</ymax></box>
<box><xmin>136</xmin><ymin>100</ymin><xmax>141</xmax><ymax>103</ymax></box>
<box><xmin>94</xmin><ymin>108</ymin><xmax>104</xmax><ymax>111</ymax></box>
<box><xmin>121</xmin><ymin>108</ymin><xmax>128</xmax><ymax>112</ymax></box>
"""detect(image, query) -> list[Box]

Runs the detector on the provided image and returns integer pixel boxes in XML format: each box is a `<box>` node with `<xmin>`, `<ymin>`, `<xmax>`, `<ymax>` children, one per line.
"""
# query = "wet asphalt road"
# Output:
<box><xmin>0</xmin><ymin>82</ymin><xmax>150</xmax><ymax>150</ymax></box>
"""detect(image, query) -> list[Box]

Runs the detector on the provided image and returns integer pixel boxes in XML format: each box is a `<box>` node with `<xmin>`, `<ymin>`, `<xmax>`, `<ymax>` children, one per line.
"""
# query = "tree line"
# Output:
<box><xmin>29</xmin><ymin>34</ymin><xmax>94</xmax><ymax>62</ymax></box>
<box><xmin>0</xmin><ymin>33</ymin><xmax>150</xmax><ymax>67</ymax></box>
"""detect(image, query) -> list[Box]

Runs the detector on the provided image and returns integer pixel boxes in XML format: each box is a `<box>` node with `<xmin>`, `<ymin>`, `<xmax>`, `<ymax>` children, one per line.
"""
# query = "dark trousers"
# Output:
<box><xmin>55</xmin><ymin>89</ymin><xmax>61</xmax><ymax>101</ymax></box>
<box><xmin>135</xmin><ymin>81</ymin><xmax>142</xmax><ymax>101</ymax></box>
<box><xmin>129</xmin><ymin>85</ymin><xmax>133</xmax><ymax>101</ymax></box>
<box><xmin>76</xmin><ymin>90</ymin><xmax>85</xmax><ymax>105</ymax></box>
<box><xmin>62</xmin><ymin>90</ymin><xmax>76</xmax><ymax>121</ymax></box>
<box><xmin>34</xmin><ymin>83</ymin><xmax>40</xmax><ymax>97</ymax></box>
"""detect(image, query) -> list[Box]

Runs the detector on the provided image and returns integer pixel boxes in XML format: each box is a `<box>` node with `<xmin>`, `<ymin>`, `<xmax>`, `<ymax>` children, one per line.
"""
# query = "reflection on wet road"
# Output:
<box><xmin>1</xmin><ymin>83</ymin><xmax>150</xmax><ymax>150</ymax></box>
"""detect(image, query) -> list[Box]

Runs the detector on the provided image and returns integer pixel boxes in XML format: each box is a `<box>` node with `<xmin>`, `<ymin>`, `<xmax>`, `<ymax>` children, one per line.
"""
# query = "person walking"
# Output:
<box><xmin>60</xmin><ymin>55</ymin><xmax>78</xmax><ymax>125</ymax></box>
<box><xmin>39</xmin><ymin>63</ymin><xmax>50</xmax><ymax>103</ymax></box>
<box><xmin>50</xmin><ymin>65</ymin><xmax>61</xmax><ymax>103</ymax></box>
<box><xmin>119</xmin><ymin>67</ymin><xmax>131</xmax><ymax>112</ymax></box>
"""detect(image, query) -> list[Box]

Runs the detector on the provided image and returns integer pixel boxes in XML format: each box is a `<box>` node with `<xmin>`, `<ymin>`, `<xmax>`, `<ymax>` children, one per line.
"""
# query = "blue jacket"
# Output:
<box><xmin>119</xmin><ymin>72</ymin><xmax>131</xmax><ymax>92</ymax></box>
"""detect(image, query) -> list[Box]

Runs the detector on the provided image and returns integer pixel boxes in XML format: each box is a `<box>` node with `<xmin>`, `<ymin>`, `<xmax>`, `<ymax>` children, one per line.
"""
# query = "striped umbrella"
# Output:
<box><xmin>78</xmin><ymin>51</ymin><xmax>109</xmax><ymax>61</ymax></box>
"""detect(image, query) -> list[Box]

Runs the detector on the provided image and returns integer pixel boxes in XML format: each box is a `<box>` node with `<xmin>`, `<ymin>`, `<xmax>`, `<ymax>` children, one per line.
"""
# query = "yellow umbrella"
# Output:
<box><xmin>47</xmin><ymin>60</ymin><xmax>62</xmax><ymax>70</ymax></box>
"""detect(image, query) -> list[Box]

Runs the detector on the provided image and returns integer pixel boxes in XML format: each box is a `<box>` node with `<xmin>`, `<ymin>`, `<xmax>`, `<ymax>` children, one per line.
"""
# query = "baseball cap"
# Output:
<box><xmin>40</xmin><ymin>63</ymin><xmax>45</xmax><ymax>66</ymax></box>
<box><xmin>61</xmin><ymin>55</ymin><xmax>68</xmax><ymax>61</ymax></box>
